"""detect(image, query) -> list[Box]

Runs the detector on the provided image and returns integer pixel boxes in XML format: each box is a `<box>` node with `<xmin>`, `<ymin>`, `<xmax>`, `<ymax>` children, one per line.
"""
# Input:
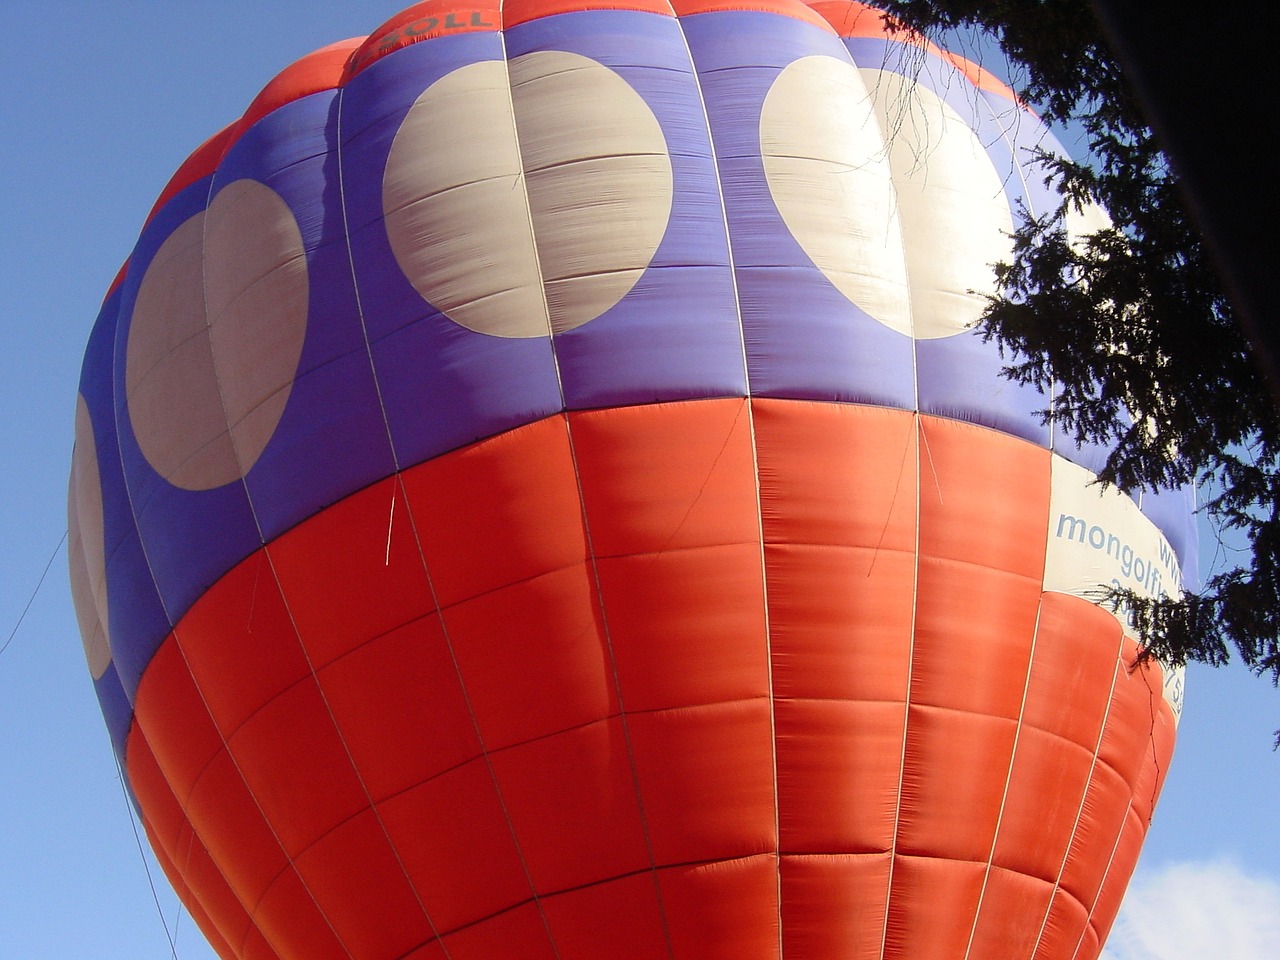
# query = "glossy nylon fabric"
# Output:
<box><xmin>68</xmin><ymin>2</ymin><xmax>1190</xmax><ymax>958</ymax></box>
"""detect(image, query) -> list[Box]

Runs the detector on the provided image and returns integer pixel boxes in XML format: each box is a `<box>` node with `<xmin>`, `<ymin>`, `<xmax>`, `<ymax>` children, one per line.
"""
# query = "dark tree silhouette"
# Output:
<box><xmin>879</xmin><ymin>0</ymin><xmax>1280</xmax><ymax>692</ymax></box>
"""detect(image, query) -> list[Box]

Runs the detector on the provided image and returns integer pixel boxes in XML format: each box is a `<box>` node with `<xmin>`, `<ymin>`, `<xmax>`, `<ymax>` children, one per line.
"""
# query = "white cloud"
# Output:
<box><xmin>1101</xmin><ymin>860</ymin><xmax>1280</xmax><ymax>960</ymax></box>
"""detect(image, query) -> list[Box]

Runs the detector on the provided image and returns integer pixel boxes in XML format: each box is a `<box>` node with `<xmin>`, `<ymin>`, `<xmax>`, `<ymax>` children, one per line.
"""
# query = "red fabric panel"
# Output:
<box><xmin>401</xmin><ymin>415</ymin><xmax>587</xmax><ymax>609</ymax></box>
<box><xmin>401</xmin><ymin>943</ymin><xmax>449</xmax><ymax>960</ymax></box>
<box><xmin>910</xmin><ymin>556</ymin><xmax>1041</xmax><ymax>717</ymax></box>
<box><xmin>540</xmin><ymin>872</ymin><xmax>669</xmax><ymax>960</ymax></box>
<box><xmin>895</xmin><ymin>705</ymin><xmax>1019</xmax><ymax>862</ymax></box>
<box><xmin>1073</xmin><ymin>924</ymin><xmax>1102</xmax><ymax>960</ymax></box>
<box><xmin>1130</xmin><ymin>693</ymin><xmax>1177</xmax><ymax>825</ymax></box>
<box><xmin>1098</xmin><ymin>638</ymin><xmax>1169</xmax><ymax>792</ymax></box>
<box><xmin>754</xmin><ymin>399</ymin><xmax>917</xmax><ymax>552</ymax></box>
<box><xmin>596</xmin><ymin>545</ymin><xmax>770</xmax><ymax>711</ymax></box>
<box><xmin>131</xmin><ymin>638</ymin><xmax>223</xmax><ymax>801</ymax></box>
<box><xmin>250</xmin><ymin>867</ymin><xmax>348</xmax><ymax>960</ymax></box>
<box><xmin>130</xmin><ymin>729</ymin><xmax>255</xmax><ymax>959</ymax></box>
<box><xmin>290</xmin><ymin>808</ymin><xmax>435</xmax><ymax>959</ymax></box>
<box><xmin>174</xmin><ymin>552</ymin><xmax>310</xmax><ymax>736</ymax></box>
<box><xmin>1087</xmin><ymin>808</ymin><xmax>1146</xmax><ymax>955</ymax></box>
<box><xmin>765</xmin><ymin>543</ymin><xmax>915</xmax><ymax>701</ymax></box>
<box><xmin>805</xmin><ymin>0</ymin><xmax>896</xmax><ymax>37</ymax></box>
<box><xmin>569</xmin><ymin>399</ymin><xmax>761</xmax><ymax>558</ymax></box>
<box><xmin>1036</xmin><ymin>887</ymin><xmax>1091</xmax><ymax>960</ymax></box>
<box><xmin>240</xmin><ymin>925</ymin><xmax>283</xmax><ymax>960</ymax></box>
<box><xmin>992</xmin><ymin>725</ymin><xmax>1095</xmax><ymax>882</ymax></box>
<box><xmin>181</xmin><ymin>749</ymin><xmax>291</xmax><ymax>911</ymax></box>
<box><xmin>966</xmin><ymin>867</ymin><xmax>1056</xmax><ymax>958</ymax></box>
<box><xmin>146</xmin><ymin>834</ymin><xmax>242</xmax><ymax>960</ymax></box>
<box><xmin>344</xmin><ymin>2</ymin><xmax>502</xmax><ymax>81</ymax></box>
<box><xmin>315</xmin><ymin>615</ymin><xmax>482</xmax><ymax>803</ymax></box>
<box><xmin>124</xmin><ymin>399</ymin><xmax>1179</xmax><ymax>958</ymax></box>
<box><xmin>659</xmin><ymin>855</ymin><xmax>781</xmax><ymax>960</ymax></box>
<box><xmin>507</xmin><ymin>0</ymin><xmax>674</xmax><ymax>27</ymax></box>
<box><xmin>490</xmin><ymin>717</ymin><xmax>652</xmax><ymax>894</ymax></box>
<box><xmin>753</xmin><ymin>399</ymin><xmax>916</xmax><ymax>704</ymax></box>
<box><xmin>377</xmin><ymin>759</ymin><xmax>535</xmax><ymax>933</ymax></box>
<box><xmin>268</xmin><ymin>476</ymin><xmax>434</xmax><ymax>669</ymax></box>
<box><xmin>672</xmin><ymin>0</ymin><xmax>834</xmax><ymax>31</ymax></box>
<box><xmin>917</xmin><ymin>416</ymin><xmax>1050</xmax><ymax>578</ymax></box>
<box><xmin>569</xmin><ymin>399</ymin><xmax>770</xmax><ymax>710</ymax></box>
<box><xmin>1022</xmin><ymin>593</ymin><xmax>1122</xmax><ymax>752</ymax></box>
<box><xmin>775</xmin><ymin>698</ymin><xmax>903</xmax><ymax>853</ymax></box>
<box><xmin>883</xmin><ymin>855</ymin><xmax>986</xmax><ymax>958</ymax></box>
<box><xmin>444</xmin><ymin>564</ymin><xmax>616</xmax><ymax>749</ymax></box>
<box><xmin>440</xmin><ymin>903</ymin><xmax>557</xmax><ymax>960</ymax></box>
<box><xmin>779</xmin><ymin>853</ymin><xmax>890</xmax><ymax>960</ymax></box>
<box><xmin>629</xmin><ymin>699</ymin><xmax>778</xmax><ymax>866</ymax></box>
<box><xmin>223</xmin><ymin>677</ymin><xmax>369</xmax><ymax>858</ymax></box>
<box><xmin>1055</xmin><ymin>762</ymin><xmax>1131</xmax><ymax>910</ymax></box>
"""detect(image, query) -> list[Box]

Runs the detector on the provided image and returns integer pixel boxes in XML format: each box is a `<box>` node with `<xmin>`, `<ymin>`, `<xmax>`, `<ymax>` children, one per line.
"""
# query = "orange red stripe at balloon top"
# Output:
<box><xmin>68</xmin><ymin>1</ymin><xmax>1196</xmax><ymax>958</ymax></box>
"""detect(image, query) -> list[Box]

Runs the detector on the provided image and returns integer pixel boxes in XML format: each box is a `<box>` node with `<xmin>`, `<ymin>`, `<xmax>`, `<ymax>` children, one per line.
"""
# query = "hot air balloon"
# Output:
<box><xmin>67</xmin><ymin>1</ymin><xmax>1196</xmax><ymax>958</ymax></box>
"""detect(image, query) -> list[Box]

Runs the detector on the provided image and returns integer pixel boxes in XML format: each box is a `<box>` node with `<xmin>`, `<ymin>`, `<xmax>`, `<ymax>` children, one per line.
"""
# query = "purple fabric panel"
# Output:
<box><xmin>111</xmin><ymin>180</ymin><xmax>261</xmax><ymax>642</ymax></box>
<box><xmin>915</xmin><ymin>332</ymin><xmax>1051</xmax><ymax>445</ymax></box>
<box><xmin>338</xmin><ymin>32</ymin><xmax>565</xmax><ymax>468</ymax></box>
<box><xmin>81</xmin><ymin>287</ymin><xmax>170</xmax><ymax>703</ymax></box>
<box><xmin>506</xmin><ymin>11</ymin><xmax>747</xmax><ymax>408</ymax></box>
<box><xmin>215</xmin><ymin>93</ymin><xmax>400</xmax><ymax>543</ymax></box>
<box><xmin>683</xmin><ymin>12</ymin><xmax>917</xmax><ymax>408</ymax></box>
<box><xmin>93</xmin><ymin>661</ymin><xmax>135</xmax><ymax>779</ymax></box>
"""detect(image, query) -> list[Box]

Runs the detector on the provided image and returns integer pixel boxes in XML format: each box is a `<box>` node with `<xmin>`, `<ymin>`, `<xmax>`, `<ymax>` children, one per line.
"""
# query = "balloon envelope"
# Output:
<box><xmin>68</xmin><ymin>2</ymin><xmax>1195</xmax><ymax>958</ymax></box>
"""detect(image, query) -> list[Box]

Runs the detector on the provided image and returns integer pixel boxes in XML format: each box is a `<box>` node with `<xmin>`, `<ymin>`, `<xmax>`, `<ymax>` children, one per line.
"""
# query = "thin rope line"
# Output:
<box><xmin>114</xmin><ymin>753</ymin><xmax>181</xmax><ymax>960</ymax></box>
<box><xmin>1</xmin><ymin>529</ymin><xmax>66</xmax><ymax>659</ymax></box>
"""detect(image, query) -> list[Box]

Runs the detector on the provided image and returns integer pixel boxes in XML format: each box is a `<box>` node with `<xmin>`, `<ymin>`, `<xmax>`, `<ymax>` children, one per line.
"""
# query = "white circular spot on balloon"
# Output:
<box><xmin>384</xmin><ymin>60</ymin><xmax>548</xmax><ymax>339</ymax></box>
<box><xmin>761</xmin><ymin>56</ymin><xmax>1014</xmax><ymax>339</ymax></box>
<box><xmin>509</xmin><ymin>50</ymin><xmax>673</xmax><ymax>333</ymax></box>
<box><xmin>126</xmin><ymin>180</ymin><xmax>308</xmax><ymax>490</ymax></box>
<box><xmin>69</xmin><ymin>394</ymin><xmax>111</xmax><ymax>679</ymax></box>
<box><xmin>203</xmin><ymin>179</ymin><xmax>309</xmax><ymax>480</ymax></box>
<box><xmin>383</xmin><ymin>52</ymin><xmax>672</xmax><ymax>338</ymax></box>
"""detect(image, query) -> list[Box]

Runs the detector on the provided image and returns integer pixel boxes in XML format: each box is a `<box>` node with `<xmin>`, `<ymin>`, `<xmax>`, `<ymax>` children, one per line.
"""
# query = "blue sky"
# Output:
<box><xmin>1</xmin><ymin>3</ymin><xmax>1276</xmax><ymax>958</ymax></box>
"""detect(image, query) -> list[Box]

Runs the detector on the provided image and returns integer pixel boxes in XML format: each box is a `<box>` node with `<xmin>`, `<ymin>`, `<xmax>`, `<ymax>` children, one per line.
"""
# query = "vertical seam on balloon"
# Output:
<box><xmin>499</xmin><ymin>13</ymin><xmax>675</xmax><ymax>957</ymax></box>
<box><xmin>1064</xmin><ymin>802</ymin><xmax>1132</xmax><ymax>960</ymax></box>
<box><xmin>494</xmin><ymin>13</ymin><xmax>612</xmax><ymax>957</ymax></box>
<box><xmin>112</xmin><ymin>176</ymin><xmax>357</xmax><ymax>958</ymax></box>
<box><xmin>877</xmin><ymin>411</ymin><xmax>923</xmax><ymax>960</ymax></box>
<box><xmin>1024</xmin><ymin>619</ymin><xmax>1128</xmax><ymax>959</ymax></box>
<box><xmin>1067</xmin><ymin>659</ymin><xmax>1164</xmax><ymax>960</ymax></box>
<box><xmin>881</xmin><ymin>51</ymin><xmax>926</xmax><ymax>953</ymax></box>
<box><xmin>959</xmin><ymin>592</ymin><xmax>1047</xmax><ymax>960</ymax></box>
<box><xmin>671</xmin><ymin>9</ymin><xmax>782</xmax><ymax>957</ymax></box>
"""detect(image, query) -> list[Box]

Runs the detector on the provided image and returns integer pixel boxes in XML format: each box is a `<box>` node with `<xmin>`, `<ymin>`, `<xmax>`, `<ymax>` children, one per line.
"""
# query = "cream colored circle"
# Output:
<box><xmin>125</xmin><ymin>180</ymin><xmax>308</xmax><ymax>490</ymax></box>
<box><xmin>761</xmin><ymin>56</ymin><xmax>1014</xmax><ymax>340</ymax></box>
<box><xmin>69</xmin><ymin>394</ymin><xmax>112</xmax><ymax>679</ymax></box>
<box><xmin>383</xmin><ymin>52</ymin><xmax>672</xmax><ymax>338</ymax></box>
